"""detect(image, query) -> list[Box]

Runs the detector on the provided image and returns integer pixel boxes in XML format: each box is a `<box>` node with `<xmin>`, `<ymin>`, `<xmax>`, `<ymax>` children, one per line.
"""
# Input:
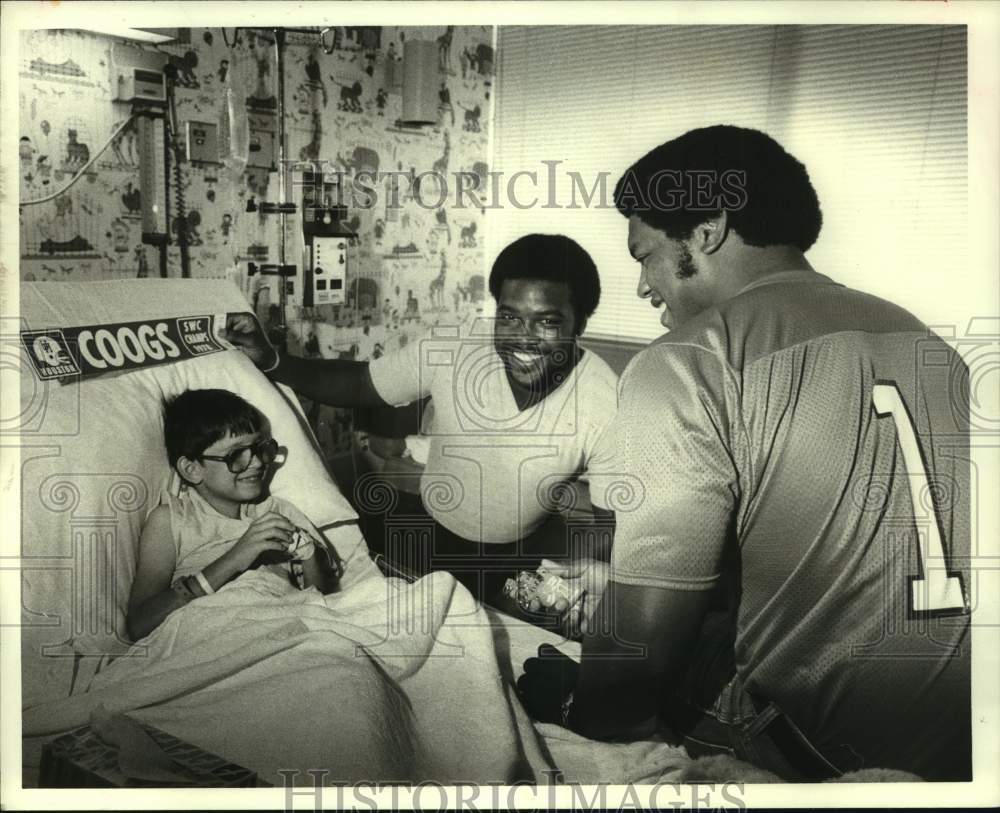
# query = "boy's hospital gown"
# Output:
<box><xmin>164</xmin><ymin>488</ymin><xmax>319</xmax><ymax>584</ymax></box>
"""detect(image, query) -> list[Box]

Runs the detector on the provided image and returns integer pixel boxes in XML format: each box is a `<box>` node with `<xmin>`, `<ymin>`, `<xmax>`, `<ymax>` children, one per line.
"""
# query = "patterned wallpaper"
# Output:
<box><xmin>18</xmin><ymin>26</ymin><xmax>495</xmax><ymax>459</ymax></box>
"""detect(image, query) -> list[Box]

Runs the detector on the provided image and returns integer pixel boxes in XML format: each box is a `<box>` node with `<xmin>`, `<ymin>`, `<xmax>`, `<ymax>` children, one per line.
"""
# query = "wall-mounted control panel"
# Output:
<box><xmin>310</xmin><ymin>237</ymin><xmax>347</xmax><ymax>306</ymax></box>
<box><xmin>185</xmin><ymin>121</ymin><xmax>219</xmax><ymax>164</ymax></box>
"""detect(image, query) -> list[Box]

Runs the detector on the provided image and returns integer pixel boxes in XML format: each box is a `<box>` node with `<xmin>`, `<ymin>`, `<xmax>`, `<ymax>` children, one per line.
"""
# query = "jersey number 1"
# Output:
<box><xmin>872</xmin><ymin>383</ymin><xmax>966</xmax><ymax>615</ymax></box>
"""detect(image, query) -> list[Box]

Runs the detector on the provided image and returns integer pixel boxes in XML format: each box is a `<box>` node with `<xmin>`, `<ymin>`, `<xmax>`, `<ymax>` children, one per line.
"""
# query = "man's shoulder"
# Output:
<box><xmin>370</xmin><ymin>326</ymin><xmax>465</xmax><ymax>404</ymax></box>
<box><xmin>631</xmin><ymin>273</ymin><xmax>934</xmax><ymax>378</ymax></box>
<box><xmin>577</xmin><ymin>347</ymin><xmax>619</xmax><ymax>391</ymax></box>
<box><xmin>622</xmin><ymin>326</ymin><xmax>726</xmax><ymax>384</ymax></box>
<box><xmin>731</xmin><ymin>272</ymin><xmax>923</xmax><ymax>322</ymax></box>
<box><xmin>573</xmin><ymin>348</ymin><xmax>619</xmax><ymax>415</ymax></box>
<box><xmin>398</xmin><ymin>323</ymin><xmax>491</xmax><ymax>374</ymax></box>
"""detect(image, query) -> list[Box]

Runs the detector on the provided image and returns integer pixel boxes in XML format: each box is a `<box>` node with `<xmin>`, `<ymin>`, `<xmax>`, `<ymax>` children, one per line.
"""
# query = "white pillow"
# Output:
<box><xmin>18</xmin><ymin>280</ymin><xmax>359</xmax><ymax>706</ymax></box>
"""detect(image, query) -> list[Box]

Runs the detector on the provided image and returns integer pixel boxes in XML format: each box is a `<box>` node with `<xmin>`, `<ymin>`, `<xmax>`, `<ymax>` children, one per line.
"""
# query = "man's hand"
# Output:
<box><xmin>535</xmin><ymin>557</ymin><xmax>610</xmax><ymax>638</ymax></box>
<box><xmin>225</xmin><ymin>312</ymin><xmax>279</xmax><ymax>372</ymax></box>
<box><xmin>516</xmin><ymin>643</ymin><xmax>580</xmax><ymax>726</ymax></box>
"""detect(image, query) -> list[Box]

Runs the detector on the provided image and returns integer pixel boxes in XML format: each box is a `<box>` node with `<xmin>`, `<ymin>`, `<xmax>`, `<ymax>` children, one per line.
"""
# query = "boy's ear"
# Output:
<box><xmin>176</xmin><ymin>456</ymin><xmax>203</xmax><ymax>486</ymax></box>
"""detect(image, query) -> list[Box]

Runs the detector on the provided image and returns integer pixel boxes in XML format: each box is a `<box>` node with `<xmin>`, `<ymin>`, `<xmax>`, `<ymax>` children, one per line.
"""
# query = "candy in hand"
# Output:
<box><xmin>503</xmin><ymin>568</ymin><xmax>584</xmax><ymax>615</ymax></box>
<box><xmin>286</xmin><ymin>527</ymin><xmax>313</xmax><ymax>556</ymax></box>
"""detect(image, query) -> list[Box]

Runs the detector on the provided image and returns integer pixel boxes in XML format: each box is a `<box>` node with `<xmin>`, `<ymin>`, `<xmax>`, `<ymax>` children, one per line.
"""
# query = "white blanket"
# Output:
<box><xmin>23</xmin><ymin>566</ymin><xmax>558</xmax><ymax>785</ymax></box>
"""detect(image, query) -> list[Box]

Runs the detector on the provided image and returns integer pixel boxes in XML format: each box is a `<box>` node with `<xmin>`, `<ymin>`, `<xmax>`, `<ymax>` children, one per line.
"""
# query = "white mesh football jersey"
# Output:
<box><xmin>612</xmin><ymin>270</ymin><xmax>970</xmax><ymax>780</ymax></box>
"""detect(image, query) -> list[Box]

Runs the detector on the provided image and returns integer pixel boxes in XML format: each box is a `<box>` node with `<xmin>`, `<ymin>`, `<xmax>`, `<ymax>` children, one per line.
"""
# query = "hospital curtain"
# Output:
<box><xmin>491</xmin><ymin>25</ymin><xmax>967</xmax><ymax>342</ymax></box>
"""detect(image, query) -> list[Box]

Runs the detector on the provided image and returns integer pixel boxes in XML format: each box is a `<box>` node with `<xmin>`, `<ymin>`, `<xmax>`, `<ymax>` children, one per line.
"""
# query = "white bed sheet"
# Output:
<box><xmin>23</xmin><ymin>559</ymin><xmax>689</xmax><ymax>786</ymax></box>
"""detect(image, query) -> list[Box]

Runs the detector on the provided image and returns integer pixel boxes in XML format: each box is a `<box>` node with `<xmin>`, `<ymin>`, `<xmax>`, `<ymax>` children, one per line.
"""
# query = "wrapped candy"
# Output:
<box><xmin>287</xmin><ymin>528</ymin><xmax>313</xmax><ymax>557</ymax></box>
<box><xmin>503</xmin><ymin>568</ymin><xmax>583</xmax><ymax>614</ymax></box>
<box><xmin>287</xmin><ymin>528</ymin><xmax>315</xmax><ymax>590</ymax></box>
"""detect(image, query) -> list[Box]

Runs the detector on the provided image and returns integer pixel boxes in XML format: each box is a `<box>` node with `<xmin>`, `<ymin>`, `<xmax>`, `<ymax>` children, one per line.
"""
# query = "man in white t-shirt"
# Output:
<box><xmin>228</xmin><ymin>234</ymin><xmax>619</xmax><ymax>605</ymax></box>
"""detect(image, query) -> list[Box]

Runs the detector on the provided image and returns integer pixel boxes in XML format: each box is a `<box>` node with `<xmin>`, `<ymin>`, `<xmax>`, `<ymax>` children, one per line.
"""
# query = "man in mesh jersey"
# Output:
<box><xmin>518</xmin><ymin>125</ymin><xmax>971</xmax><ymax>781</ymax></box>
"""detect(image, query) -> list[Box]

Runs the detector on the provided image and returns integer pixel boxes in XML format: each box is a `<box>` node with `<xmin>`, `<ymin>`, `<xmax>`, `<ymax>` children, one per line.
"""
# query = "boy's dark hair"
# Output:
<box><xmin>613</xmin><ymin>124</ymin><xmax>822</xmax><ymax>252</ymax></box>
<box><xmin>163</xmin><ymin>389</ymin><xmax>264</xmax><ymax>467</ymax></box>
<box><xmin>488</xmin><ymin>233</ymin><xmax>601</xmax><ymax>328</ymax></box>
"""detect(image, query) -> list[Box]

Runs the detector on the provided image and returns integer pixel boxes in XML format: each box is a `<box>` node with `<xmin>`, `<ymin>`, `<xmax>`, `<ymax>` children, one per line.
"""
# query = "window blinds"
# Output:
<box><xmin>491</xmin><ymin>25</ymin><xmax>967</xmax><ymax>341</ymax></box>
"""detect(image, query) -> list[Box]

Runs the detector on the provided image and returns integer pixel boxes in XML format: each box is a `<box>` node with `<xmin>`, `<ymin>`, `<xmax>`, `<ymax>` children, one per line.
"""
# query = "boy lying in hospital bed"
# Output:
<box><xmin>127</xmin><ymin>389</ymin><xmax>342</xmax><ymax>642</ymax></box>
<box><xmin>23</xmin><ymin>382</ymin><xmax>558</xmax><ymax>784</ymax></box>
<box><xmin>18</xmin><ymin>279</ymin><xmax>695</xmax><ymax>788</ymax></box>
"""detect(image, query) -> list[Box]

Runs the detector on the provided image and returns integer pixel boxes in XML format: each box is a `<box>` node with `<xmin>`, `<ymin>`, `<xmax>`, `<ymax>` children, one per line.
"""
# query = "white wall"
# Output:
<box><xmin>490</xmin><ymin>25</ymin><xmax>991</xmax><ymax>346</ymax></box>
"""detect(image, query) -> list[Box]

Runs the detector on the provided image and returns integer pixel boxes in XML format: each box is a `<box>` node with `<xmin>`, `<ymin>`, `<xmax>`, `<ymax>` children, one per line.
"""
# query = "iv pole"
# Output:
<box><xmin>241</xmin><ymin>28</ymin><xmax>294</xmax><ymax>350</ymax></box>
<box><xmin>243</xmin><ymin>27</ymin><xmax>322</xmax><ymax>347</ymax></box>
<box><xmin>265</xmin><ymin>26</ymin><xmax>291</xmax><ymax>343</ymax></box>
<box><xmin>275</xmin><ymin>27</ymin><xmax>288</xmax><ymax>314</ymax></box>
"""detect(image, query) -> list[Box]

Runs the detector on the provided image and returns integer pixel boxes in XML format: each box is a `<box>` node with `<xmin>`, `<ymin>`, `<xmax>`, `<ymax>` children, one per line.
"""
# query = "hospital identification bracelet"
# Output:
<box><xmin>171</xmin><ymin>572</ymin><xmax>214</xmax><ymax>603</ymax></box>
<box><xmin>194</xmin><ymin>570</ymin><xmax>216</xmax><ymax>595</ymax></box>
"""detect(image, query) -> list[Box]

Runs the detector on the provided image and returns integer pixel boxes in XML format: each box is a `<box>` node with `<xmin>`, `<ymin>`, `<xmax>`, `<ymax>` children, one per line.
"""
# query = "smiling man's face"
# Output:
<box><xmin>493</xmin><ymin>278</ymin><xmax>579</xmax><ymax>394</ymax></box>
<box><xmin>628</xmin><ymin>215</ymin><xmax>716</xmax><ymax>330</ymax></box>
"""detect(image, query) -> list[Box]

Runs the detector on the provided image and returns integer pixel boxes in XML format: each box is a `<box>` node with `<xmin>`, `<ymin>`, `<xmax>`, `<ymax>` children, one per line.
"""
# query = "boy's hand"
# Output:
<box><xmin>228</xmin><ymin>512</ymin><xmax>295</xmax><ymax>571</ymax></box>
<box><xmin>225</xmin><ymin>312</ymin><xmax>279</xmax><ymax>372</ymax></box>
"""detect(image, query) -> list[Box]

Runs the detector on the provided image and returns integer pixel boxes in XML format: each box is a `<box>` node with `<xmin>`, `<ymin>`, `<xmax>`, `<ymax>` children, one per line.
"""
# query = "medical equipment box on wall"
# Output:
<box><xmin>309</xmin><ymin>237</ymin><xmax>347</xmax><ymax>306</ymax></box>
<box><xmin>111</xmin><ymin>44</ymin><xmax>168</xmax><ymax>104</ymax></box>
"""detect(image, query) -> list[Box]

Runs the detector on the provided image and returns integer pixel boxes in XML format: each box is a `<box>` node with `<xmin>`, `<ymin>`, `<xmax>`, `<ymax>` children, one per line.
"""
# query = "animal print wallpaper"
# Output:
<box><xmin>18</xmin><ymin>26</ymin><xmax>495</xmax><ymax>459</ymax></box>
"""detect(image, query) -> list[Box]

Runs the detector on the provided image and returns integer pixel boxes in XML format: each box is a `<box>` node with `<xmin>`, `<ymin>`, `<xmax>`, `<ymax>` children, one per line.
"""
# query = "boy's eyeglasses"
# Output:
<box><xmin>199</xmin><ymin>438</ymin><xmax>279</xmax><ymax>473</ymax></box>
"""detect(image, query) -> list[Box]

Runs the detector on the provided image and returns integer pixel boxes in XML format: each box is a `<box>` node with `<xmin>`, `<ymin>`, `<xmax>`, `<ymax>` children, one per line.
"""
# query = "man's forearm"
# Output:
<box><xmin>569</xmin><ymin>594</ymin><xmax>666</xmax><ymax>739</ymax></box>
<box><xmin>569</xmin><ymin>581</ymin><xmax>712</xmax><ymax>740</ymax></box>
<box><xmin>270</xmin><ymin>354</ymin><xmax>387</xmax><ymax>408</ymax></box>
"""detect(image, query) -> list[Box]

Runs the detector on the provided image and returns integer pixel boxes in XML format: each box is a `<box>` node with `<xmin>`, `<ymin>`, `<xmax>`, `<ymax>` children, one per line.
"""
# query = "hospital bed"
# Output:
<box><xmin>15</xmin><ymin>279</ymin><xmax>692</xmax><ymax>789</ymax></box>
